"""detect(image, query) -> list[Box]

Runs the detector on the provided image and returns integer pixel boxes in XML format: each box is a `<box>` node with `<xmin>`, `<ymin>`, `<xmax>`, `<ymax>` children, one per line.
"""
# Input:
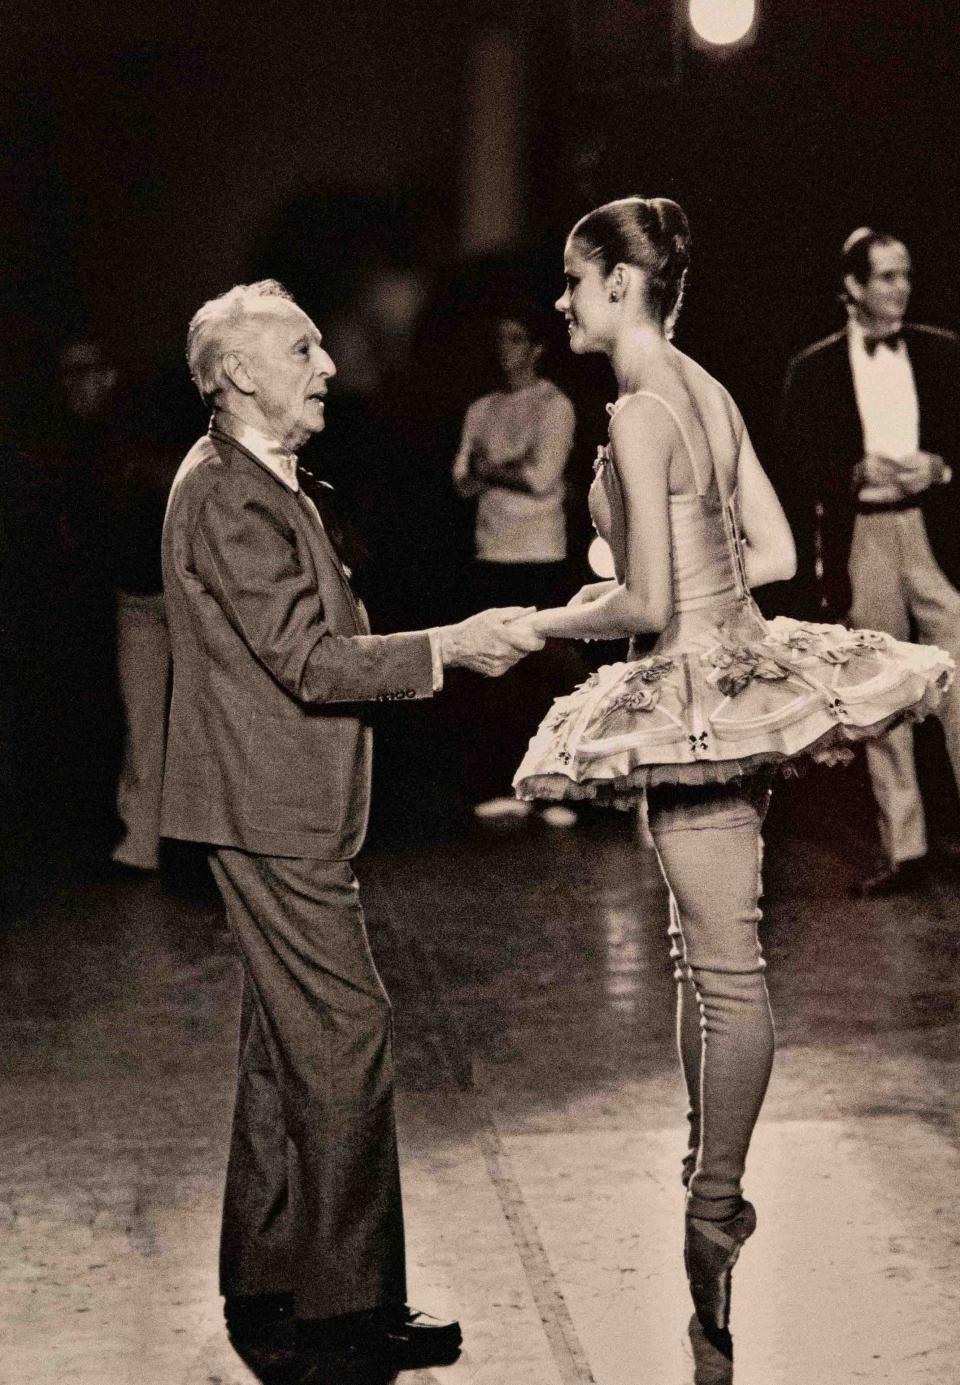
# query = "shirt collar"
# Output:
<box><xmin>211</xmin><ymin>410</ymin><xmax>300</xmax><ymax>491</ymax></box>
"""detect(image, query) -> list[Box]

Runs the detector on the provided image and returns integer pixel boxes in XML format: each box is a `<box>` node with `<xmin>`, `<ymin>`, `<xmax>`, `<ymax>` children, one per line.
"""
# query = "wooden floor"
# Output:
<box><xmin>1</xmin><ymin>763</ymin><xmax>958</xmax><ymax>1384</ymax></box>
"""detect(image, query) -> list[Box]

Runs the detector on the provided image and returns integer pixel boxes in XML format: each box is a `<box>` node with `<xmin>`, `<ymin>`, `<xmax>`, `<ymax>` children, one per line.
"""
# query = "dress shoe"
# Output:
<box><xmin>857</xmin><ymin>855</ymin><xmax>929</xmax><ymax>898</ymax></box>
<box><xmin>298</xmin><ymin>1304</ymin><xmax>461</xmax><ymax>1371</ymax></box>
<box><xmin>224</xmin><ymin>1290</ymin><xmax>292</xmax><ymax>1335</ymax></box>
<box><xmin>224</xmin><ymin>1292</ymin><xmax>295</xmax><ymax>1346</ymax></box>
<box><xmin>684</xmin><ymin>1200</ymin><xmax>756</xmax><ymax>1334</ymax></box>
<box><xmin>377</xmin><ymin>1305</ymin><xmax>462</xmax><ymax>1367</ymax></box>
<box><xmin>295</xmin><ymin>1352</ymin><xmax>398</xmax><ymax>1385</ymax></box>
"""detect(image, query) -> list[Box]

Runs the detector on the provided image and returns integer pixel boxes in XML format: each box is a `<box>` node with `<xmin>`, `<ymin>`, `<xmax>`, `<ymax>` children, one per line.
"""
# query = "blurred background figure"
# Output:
<box><xmin>452</xmin><ymin>299</ymin><xmax>581</xmax><ymax>825</ymax></box>
<box><xmin>18</xmin><ymin>336</ymin><xmax>126</xmax><ymax>878</ymax></box>
<box><xmin>108</xmin><ymin>429</ymin><xmax>177</xmax><ymax>875</ymax></box>
<box><xmin>50</xmin><ymin>336</ymin><xmax>175</xmax><ymax>874</ymax></box>
<box><xmin>58</xmin><ymin>338</ymin><xmax>118</xmax><ymax>422</ymax></box>
<box><xmin>778</xmin><ymin>230</ymin><xmax>960</xmax><ymax>897</ymax></box>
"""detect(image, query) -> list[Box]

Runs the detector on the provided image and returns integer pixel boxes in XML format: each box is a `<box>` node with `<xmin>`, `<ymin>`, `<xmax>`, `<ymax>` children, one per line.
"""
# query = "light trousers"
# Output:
<box><xmin>849</xmin><ymin>509</ymin><xmax>960</xmax><ymax>865</ymax></box>
<box><xmin>646</xmin><ymin>777</ymin><xmax>774</xmax><ymax>1222</ymax></box>
<box><xmin>111</xmin><ymin>591</ymin><xmax>171</xmax><ymax>870</ymax></box>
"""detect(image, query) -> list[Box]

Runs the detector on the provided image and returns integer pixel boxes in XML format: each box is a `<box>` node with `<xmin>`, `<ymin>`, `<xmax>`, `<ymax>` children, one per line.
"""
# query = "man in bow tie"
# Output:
<box><xmin>778</xmin><ymin>228</ymin><xmax>960</xmax><ymax>896</ymax></box>
<box><xmin>160</xmin><ymin>280</ymin><xmax>543</xmax><ymax>1376</ymax></box>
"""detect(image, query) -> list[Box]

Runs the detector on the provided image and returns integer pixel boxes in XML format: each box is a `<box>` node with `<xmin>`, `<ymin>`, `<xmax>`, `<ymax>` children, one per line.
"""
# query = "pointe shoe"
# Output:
<box><xmin>684</xmin><ymin>1201</ymin><xmax>756</xmax><ymax>1334</ymax></box>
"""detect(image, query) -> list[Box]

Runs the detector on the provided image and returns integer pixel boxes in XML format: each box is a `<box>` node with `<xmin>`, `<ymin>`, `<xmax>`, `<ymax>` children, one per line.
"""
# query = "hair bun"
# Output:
<box><xmin>649</xmin><ymin>198</ymin><xmax>692</xmax><ymax>265</ymax></box>
<box><xmin>570</xmin><ymin>194</ymin><xmax>692</xmax><ymax>336</ymax></box>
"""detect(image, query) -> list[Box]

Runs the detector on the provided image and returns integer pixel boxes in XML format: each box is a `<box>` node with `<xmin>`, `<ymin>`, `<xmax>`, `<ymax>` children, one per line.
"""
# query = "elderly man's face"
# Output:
<box><xmin>241</xmin><ymin>302</ymin><xmax>336</xmax><ymax>450</ymax></box>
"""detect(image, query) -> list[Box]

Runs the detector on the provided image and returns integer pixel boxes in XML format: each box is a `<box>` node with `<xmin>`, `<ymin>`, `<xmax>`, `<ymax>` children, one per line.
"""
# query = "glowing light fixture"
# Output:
<box><xmin>688</xmin><ymin>0</ymin><xmax>756</xmax><ymax>46</ymax></box>
<box><xmin>587</xmin><ymin>536</ymin><xmax>616</xmax><ymax>579</ymax></box>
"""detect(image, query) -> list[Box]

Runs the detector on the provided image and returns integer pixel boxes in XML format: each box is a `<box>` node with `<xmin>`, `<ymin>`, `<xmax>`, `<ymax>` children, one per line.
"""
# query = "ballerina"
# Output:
<box><xmin>508</xmin><ymin>196</ymin><xmax>952</xmax><ymax>1333</ymax></box>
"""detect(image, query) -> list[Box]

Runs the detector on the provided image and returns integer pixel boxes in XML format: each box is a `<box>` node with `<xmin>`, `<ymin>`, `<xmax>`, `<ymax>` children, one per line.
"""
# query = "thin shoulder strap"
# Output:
<box><xmin>627</xmin><ymin>390</ymin><xmax>710</xmax><ymax>497</ymax></box>
<box><xmin>721</xmin><ymin>428</ymin><xmax>750</xmax><ymax>599</ymax></box>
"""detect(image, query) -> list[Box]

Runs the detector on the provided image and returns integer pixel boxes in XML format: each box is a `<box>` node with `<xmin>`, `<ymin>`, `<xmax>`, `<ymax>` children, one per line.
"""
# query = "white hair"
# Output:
<box><xmin>186</xmin><ymin>279</ymin><xmax>295</xmax><ymax>405</ymax></box>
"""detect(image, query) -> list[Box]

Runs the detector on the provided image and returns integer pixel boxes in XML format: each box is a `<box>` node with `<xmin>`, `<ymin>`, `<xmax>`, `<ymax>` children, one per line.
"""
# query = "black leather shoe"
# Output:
<box><xmin>857</xmin><ymin>855</ymin><xmax>929</xmax><ymax>898</ymax></box>
<box><xmin>296</xmin><ymin>1352</ymin><xmax>398</xmax><ymax>1385</ymax></box>
<box><xmin>377</xmin><ymin>1306</ymin><xmax>462</xmax><ymax>1367</ymax></box>
<box><xmin>224</xmin><ymin>1290</ymin><xmax>292</xmax><ymax>1335</ymax></box>
<box><xmin>298</xmin><ymin>1305</ymin><xmax>461</xmax><ymax>1371</ymax></box>
<box><xmin>225</xmin><ymin>1292</ymin><xmax>295</xmax><ymax>1346</ymax></box>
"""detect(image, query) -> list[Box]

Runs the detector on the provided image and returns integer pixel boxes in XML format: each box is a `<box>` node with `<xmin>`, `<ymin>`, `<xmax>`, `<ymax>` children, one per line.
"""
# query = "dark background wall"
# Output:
<box><xmin>1</xmin><ymin>0</ymin><xmax>464</xmax><ymax>360</ymax></box>
<box><xmin>2</xmin><ymin>0</ymin><xmax>960</xmax><ymax>855</ymax></box>
<box><xmin>3</xmin><ymin>0</ymin><xmax>959</xmax><ymax>441</ymax></box>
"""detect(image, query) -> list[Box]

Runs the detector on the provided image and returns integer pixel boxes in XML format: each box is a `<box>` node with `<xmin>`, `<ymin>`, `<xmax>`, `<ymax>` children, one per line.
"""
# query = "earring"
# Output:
<box><xmin>609</xmin><ymin>291</ymin><xmax>621</xmax><ymax>303</ymax></box>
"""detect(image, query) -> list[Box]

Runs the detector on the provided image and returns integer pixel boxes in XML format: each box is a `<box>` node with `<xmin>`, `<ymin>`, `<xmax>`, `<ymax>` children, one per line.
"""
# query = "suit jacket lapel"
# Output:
<box><xmin>831</xmin><ymin>335</ymin><xmax>866</xmax><ymax>462</ymax></box>
<box><xmin>208</xmin><ymin>428</ymin><xmax>355</xmax><ymax>592</ymax></box>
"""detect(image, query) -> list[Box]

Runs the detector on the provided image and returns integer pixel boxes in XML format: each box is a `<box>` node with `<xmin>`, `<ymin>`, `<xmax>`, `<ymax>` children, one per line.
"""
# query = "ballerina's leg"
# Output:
<box><xmin>647</xmin><ymin>783</ymin><xmax>774</xmax><ymax>1222</ymax></box>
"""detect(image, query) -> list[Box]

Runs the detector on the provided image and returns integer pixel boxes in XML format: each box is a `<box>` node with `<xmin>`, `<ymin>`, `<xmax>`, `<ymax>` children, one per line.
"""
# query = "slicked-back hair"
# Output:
<box><xmin>570</xmin><ymin>196</ymin><xmax>692</xmax><ymax>338</ymax></box>
<box><xmin>840</xmin><ymin>227</ymin><xmax>905</xmax><ymax>298</ymax></box>
<box><xmin>186</xmin><ymin>279</ymin><xmax>295</xmax><ymax>405</ymax></box>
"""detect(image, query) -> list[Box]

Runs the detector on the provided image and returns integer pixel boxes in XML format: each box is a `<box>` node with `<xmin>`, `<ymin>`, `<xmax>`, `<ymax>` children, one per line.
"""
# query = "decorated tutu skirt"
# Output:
<box><xmin>513</xmin><ymin>597</ymin><xmax>954</xmax><ymax>809</ymax></box>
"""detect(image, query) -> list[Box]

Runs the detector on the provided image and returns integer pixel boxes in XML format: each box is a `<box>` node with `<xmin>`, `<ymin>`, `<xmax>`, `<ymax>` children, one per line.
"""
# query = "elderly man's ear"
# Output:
<box><xmin>222</xmin><ymin>350</ymin><xmax>256</xmax><ymax>395</ymax></box>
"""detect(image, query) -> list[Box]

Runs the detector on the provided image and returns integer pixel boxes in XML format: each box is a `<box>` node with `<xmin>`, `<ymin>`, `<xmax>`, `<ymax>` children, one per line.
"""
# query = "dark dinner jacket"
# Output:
<box><xmin>777</xmin><ymin>323</ymin><xmax>960</xmax><ymax>621</ymax></box>
<box><xmin>160</xmin><ymin>423</ymin><xmax>434</xmax><ymax>859</ymax></box>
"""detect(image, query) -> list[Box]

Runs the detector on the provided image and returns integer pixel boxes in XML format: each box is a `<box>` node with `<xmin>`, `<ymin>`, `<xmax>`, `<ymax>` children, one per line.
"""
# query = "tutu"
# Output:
<box><xmin>514</xmin><ymin>602</ymin><xmax>953</xmax><ymax>808</ymax></box>
<box><xmin>513</xmin><ymin>389</ymin><xmax>953</xmax><ymax>809</ymax></box>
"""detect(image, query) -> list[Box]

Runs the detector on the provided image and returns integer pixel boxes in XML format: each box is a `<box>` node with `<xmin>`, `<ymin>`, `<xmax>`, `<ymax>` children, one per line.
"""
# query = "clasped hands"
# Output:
<box><xmin>854</xmin><ymin>450</ymin><xmax>948</xmax><ymax>503</ymax></box>
<box><xmin>439</xmin><ymin>607</ymin><xmax>545</xmax><ymax>677</ymax></box>
<box><xmin>440</xmin><ymin>580</ymin><xmax>617</xmax><ymax>675</ymax></box>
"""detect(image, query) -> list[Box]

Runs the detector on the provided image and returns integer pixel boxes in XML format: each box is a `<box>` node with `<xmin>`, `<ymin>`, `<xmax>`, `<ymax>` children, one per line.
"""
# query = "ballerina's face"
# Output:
<box><xmin>555</xmin><ymin>238</ymin><xmax>615</xmax><ymax>354</ymax></box>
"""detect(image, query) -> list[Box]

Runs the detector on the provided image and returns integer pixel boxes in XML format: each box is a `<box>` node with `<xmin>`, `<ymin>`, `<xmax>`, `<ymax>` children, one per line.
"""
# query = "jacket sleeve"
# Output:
<box><xmin>191</xmin><ymin>482</ymin><xmax>435</xmax><ymax>705</ymax></box>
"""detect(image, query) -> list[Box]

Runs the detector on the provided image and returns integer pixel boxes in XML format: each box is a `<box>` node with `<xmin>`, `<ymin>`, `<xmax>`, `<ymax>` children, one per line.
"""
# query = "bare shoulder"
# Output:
<box><xmin>608</xmin><ymin>392</ymin><xmax>676</xmax><ymax>449</ymax></box>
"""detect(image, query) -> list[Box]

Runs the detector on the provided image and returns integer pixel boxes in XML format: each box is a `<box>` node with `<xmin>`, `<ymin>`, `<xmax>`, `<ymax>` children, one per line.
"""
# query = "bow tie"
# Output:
<box><xmin>863</xmin><ymin>332</ymin><xmax>902</xmax><ymax>356</ymax></box>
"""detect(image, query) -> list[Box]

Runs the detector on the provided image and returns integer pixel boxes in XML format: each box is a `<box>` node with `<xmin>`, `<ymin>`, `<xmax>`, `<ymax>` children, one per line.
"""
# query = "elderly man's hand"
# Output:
<box><xmin>439</xmin><ymin>607</ymin><xmax>546</xmax><ymax>677</ymax></box>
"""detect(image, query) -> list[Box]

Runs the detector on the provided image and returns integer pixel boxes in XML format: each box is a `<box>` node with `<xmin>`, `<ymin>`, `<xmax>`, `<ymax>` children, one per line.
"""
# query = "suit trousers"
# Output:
<box><xmin>848</xmin><ymin>509</ymin><xmax>960</xmax><ymax>864</ymax></box>
<box><xmin>209</xmin><ymin>849</ymin><xmax>407</xmax><ymax>1321</ymax></box>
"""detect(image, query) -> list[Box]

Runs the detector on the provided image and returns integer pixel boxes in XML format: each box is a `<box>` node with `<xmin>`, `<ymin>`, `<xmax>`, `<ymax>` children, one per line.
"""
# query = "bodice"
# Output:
<box><xmin>589</xmin><ymin>436</ymin><xmax>742</xmax><ymax>630</ymax></box>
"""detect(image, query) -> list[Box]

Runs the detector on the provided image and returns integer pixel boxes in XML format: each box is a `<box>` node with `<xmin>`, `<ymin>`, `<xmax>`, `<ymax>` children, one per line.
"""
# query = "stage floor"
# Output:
<box><xmin>1</xmin><ymin>773</ymin><xmax>958</xmax><ymax>1384</ymax></box>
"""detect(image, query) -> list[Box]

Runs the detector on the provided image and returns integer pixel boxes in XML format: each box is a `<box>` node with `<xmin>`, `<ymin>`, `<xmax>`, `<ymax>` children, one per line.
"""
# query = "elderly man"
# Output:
<box><xmin>161</xmin><ymin>279</ymin><xmax>542</xmax><ymax>1376</ymax></box>
<box><xmin>779</xmin><ymin>229</ymin><xmax>960</xmax><ymax>896</ymax></box>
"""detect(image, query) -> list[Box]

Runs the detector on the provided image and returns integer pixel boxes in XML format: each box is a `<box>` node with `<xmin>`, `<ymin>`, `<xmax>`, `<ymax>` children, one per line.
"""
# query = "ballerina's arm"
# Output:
<box><xmin>567</xmin><ymin>578</ymin><xmax>618</xmax><ymax>608</ymax></box>
<box><xmin>736</xmin><ymin>424</ymin><xmax>797</xmax><ymax>589</ymax></box>
<box><xmin>520</xmin><ymin>396</ymin><xmax>674</xmax><ymax>640</ymax></box>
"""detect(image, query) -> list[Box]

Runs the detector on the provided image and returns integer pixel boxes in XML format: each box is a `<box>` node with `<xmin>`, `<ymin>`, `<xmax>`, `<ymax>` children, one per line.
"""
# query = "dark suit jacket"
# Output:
<box><xmin>160</xmin><ymin>422</ymin><xmax>434</xmax><ymax>859</ymax></box>
<box><xmin>777</xmin><ymin>323</ymin><xmax>960</xmax><ymax>621</ymax></box>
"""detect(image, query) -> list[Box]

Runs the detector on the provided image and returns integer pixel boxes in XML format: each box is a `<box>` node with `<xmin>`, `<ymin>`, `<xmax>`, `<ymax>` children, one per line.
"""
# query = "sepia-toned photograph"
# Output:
<box><xmin>1</xmin><ymin>2</ymin><xmax>958</xmax><ymax>1382</ymax></box>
